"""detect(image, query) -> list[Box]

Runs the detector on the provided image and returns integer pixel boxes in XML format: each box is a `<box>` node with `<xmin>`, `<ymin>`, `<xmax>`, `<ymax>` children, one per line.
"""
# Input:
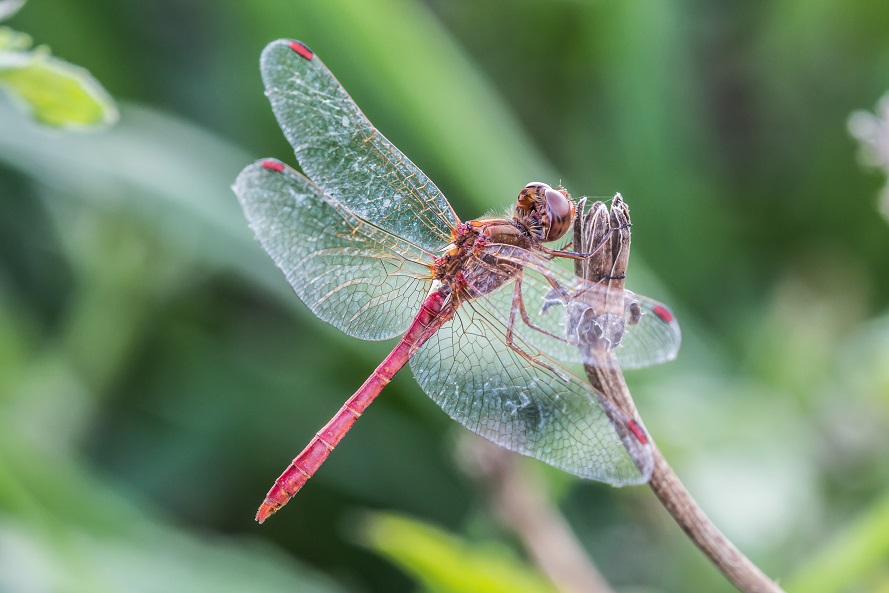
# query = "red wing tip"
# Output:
<box><xmin>261</xmin><ymin>160</ymin><xmax>286</xmax><ymax>173</ymax></box>
<box><xmin>288</xmin><ymin>40</ymin><xmax>314</xmax><ymax>60</ymax></box>
<box><xmin>627</xmin><ymin>420</ymin><xmax>649</xmax><ymax>445</ymax></box>
<box><xmin>652</xmin><ymin>304</ymin><xmax>675</xmax><ymax>324</ymax></box>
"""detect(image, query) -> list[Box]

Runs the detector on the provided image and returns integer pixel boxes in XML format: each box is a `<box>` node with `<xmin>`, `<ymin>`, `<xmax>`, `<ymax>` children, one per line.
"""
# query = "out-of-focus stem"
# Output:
<box><xmin>460</xmin><ymin>435</ymin><xmax>615</xmax><ymax>593</ymax></box>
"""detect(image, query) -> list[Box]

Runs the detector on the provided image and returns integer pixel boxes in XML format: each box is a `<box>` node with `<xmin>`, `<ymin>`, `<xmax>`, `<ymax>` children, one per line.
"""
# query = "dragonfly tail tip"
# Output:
<box><xmin>255</xmin><ymin>503</ymin><xmax>276</xmax><ymax>524</ymax></box>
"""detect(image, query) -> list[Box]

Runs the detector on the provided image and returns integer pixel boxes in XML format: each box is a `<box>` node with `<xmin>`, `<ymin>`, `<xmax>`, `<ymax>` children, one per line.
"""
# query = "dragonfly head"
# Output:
<box><xmin>516</xmin><ymin>182</ymin><xmax>576</xmax><ymax>243</ymax></box>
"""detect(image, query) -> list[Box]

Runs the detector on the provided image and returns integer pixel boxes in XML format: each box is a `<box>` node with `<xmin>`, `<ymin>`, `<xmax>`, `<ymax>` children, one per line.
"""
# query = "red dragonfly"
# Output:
<box><xmin>234</xmin><ymin>40</ymin><xmax>680</xmax><ymax>523</ymax></box>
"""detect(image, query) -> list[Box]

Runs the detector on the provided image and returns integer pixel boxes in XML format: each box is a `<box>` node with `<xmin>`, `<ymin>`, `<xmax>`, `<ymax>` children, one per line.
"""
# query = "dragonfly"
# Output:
<box><xmin>234</xmin><ymin>39</ymin><xmax>681</xmax><ymax>523</ymax></box>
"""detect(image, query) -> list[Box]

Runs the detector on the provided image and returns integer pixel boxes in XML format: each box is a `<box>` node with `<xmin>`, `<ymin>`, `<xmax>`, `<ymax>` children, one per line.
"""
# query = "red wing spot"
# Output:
<box><xmin>652</xmin><ymin>304</ymin><xmax>675</xmax><ymax>324</ymax></box>
<box><xmin>261</xmin><ymin>160</ymin><xmax>285</xmax><ymax>173</ymax></box>
<box><xmin>289</xmin><ymin>40</ymin><xmax>314</xmax><ymax>61</ymax></box>
<box><xmin>627</xmin><ymin>420</ymin><xmax>649</xmax><ymax>445</ymax></box>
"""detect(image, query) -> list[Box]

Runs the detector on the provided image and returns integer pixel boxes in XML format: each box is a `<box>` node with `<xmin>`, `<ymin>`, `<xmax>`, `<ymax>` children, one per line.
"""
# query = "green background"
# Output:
<box><xmin>1</xmin><ymin>1</ymin><xmax>889</xmax><ymax>592</ymax></box>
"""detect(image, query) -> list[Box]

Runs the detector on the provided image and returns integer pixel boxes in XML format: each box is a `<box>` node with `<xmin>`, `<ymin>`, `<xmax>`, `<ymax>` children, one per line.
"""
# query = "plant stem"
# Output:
<box><xmin>574</xmin><ymin>196</ymin><xmax>786</xmax><ymax>593</ymax></box>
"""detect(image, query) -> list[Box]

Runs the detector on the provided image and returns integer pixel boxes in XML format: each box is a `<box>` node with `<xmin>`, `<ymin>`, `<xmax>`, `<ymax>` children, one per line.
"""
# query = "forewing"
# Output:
<box><xmin>234</xmin><ymin>159</ymin><xmax>431</xmax><ymax>341</ymax></box>
<box><xmin>409</xmin><ymin>293</ymin><xmax>652</xmax><ymax>484</ymax></box>
<box><xmin>260</xmin><ymin>39</ymin><xmax>458</xmax><ymax>253</ymax></box>
<box><xmin>473</xmin><ymin>245</ymin><xmax>681</xmax><ymax>370</ymax></box>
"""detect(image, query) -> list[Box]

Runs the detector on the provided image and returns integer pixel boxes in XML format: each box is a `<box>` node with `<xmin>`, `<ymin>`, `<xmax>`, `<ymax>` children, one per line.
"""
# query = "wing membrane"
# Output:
<box><xmin>474</xmin><ymin>245</ymin><xmax>681</xmax><ymax>369</ymax></box>
<box><xmin>260</xmin><ymin>39</ymin><xmax>458</xmax><ymax>253</ymax></box>
<box><xmin>234</xmin><ymin>160</ymin><xmax>431</xmax><ymax>340</ymax></box>
<box><xmin>409</xmin><ymin>294</ymin><xmax>652</xmax><ymax>484</ymax></box>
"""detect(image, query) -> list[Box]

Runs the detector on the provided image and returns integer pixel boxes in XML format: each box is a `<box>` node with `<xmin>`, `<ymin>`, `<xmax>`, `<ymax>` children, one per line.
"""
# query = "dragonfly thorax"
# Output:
<box><xmin>431</xmin><ymin>183</ymin><xmax>575</xmax><ymax>300</ymax></box>
<box><xmin>431</xmin><ymin>220</ymin><xmax>529</xmax><ymax>299</ymax></box>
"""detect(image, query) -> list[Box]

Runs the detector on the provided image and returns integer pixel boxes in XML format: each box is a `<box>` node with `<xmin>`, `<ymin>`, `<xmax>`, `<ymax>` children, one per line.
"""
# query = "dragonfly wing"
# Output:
<box><xmin>409</xmin><ymin>293</ymin><xmax>653</xmax><ymax>484</ymax></box>
<box><xmin>610</xmin><ymin>292</ymin><xmax>681</xmax><ymax>370</ymax></box>
<box><xmin>260</xmin><ymin>40</ymin><xmax>458</xmax><ymax>253</ymax></box>
<box><xmin>235</xmin><ymin>159</ymin><xmax>431</xmax><ymax>341</ymax></box>
<box><xmin>476</xmin><ymin>245</ymin><xmax>681</xmax><ymax>370</ymax></box>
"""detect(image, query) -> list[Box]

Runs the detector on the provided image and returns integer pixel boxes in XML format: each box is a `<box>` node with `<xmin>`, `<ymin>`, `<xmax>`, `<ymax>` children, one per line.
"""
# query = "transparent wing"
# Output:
<box><xmin>472</xmin><ymin>245</ymin><xmax>681</xmax><ymax>370</ymax></box>
<box><xmin>592</xmin><ymin>290</ymin><xmax>681</xmax><ymax>369</ymax></box>
<box><xmin>234</xmin><ymin>159</ymin><xmax>432</xmax><ymax>341</ymax></box>
<box><xmin>409</xmin><ymin>293</ymin><xmax>652</xmax><ymax>484</ymax></box>
<box><xmin>260</xmin><ymin>39</ymin><xmax>458</xmax><ymax>253</ymax></box>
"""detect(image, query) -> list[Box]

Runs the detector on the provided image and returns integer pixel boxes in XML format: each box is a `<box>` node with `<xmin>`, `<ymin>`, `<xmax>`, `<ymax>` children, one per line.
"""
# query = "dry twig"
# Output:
<box><xmin>574</xmin><ymin>195</ymin><xmax>785</xmax><ymax>593</ymax></box>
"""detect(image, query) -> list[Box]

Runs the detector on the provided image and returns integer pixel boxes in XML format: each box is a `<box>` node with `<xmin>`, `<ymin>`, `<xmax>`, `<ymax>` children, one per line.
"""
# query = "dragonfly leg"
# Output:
<box><xmin>532</xmin><ymin>263</ymin><xmax>574</xmax><ymax>303</ymax></box>
<box><xmin>541</xmin><ymin>222</ymin><xmax>631</xmax><ymax>260</ymax></box>
<box><xmin>504</xmin><ymin>277</ymin><xmax>570</xmax><ymax>382</ymax></box>
<box><xmin>512</xmin><ymin>275</ymin><xmax>568</xmax><ymax>344</ymax></box>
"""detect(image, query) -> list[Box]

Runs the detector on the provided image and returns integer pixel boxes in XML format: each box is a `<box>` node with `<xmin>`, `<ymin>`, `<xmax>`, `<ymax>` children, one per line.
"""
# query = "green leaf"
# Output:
<box><xmin>0</xmin><ymin>47</ymin><xmax>118</xmax><ymax>128</ymax></box>
<box><xmin>359</xmin><ymin>511</ymin><xmax>560</xmax><ymax>593</ymax></box>
<box><xmin>0</xmin><ymin>0</ymin><xmax>25</xmax><ymax>22</ymax></box>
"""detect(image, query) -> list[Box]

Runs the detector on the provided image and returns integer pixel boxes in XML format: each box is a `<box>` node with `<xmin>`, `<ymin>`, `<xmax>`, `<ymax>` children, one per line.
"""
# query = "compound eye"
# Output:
<box><xmin>517</xmin><ymin>182</ymin><xmax>547</xmax><ymax>213</ymax></box>
<box><xmin>543</xmin><ymin>187</ymin><xmax>575</xmax><ymax>242</ymax></box>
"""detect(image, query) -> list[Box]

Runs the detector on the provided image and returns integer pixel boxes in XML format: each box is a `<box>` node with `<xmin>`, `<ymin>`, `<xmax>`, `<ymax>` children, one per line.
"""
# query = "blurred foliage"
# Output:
<box><xmin>0</xmin><ymin>434</ymin><xmax>344</xmax><ymax>593</ymax></box>
<box><xmin>0</xmin><ymin>2</ymin><xmax>117</xmax><ymax>128</ymax></box>
<box><xmin>359</xmin><ymin>512</ymin><xmax>560</xmax><ymax>593</ymax></box>
<box><xmin>785</xmin><ymin>490</ymin><xmax>889</xmax><ymax>593</ymax></box>
<box><xmin>850</xmin><ymin>94</ymin><xmax>889</xmax><ymax>221</ymax></box>
<box><xmin>0</xmin><ymin>0</ymin><xmax>25</xmax><ymax>22</ymax></box>
<box><xmin>1</xmin><ymin>1</ymin><xmax>889</xmax><ymax>592</ymax></box>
